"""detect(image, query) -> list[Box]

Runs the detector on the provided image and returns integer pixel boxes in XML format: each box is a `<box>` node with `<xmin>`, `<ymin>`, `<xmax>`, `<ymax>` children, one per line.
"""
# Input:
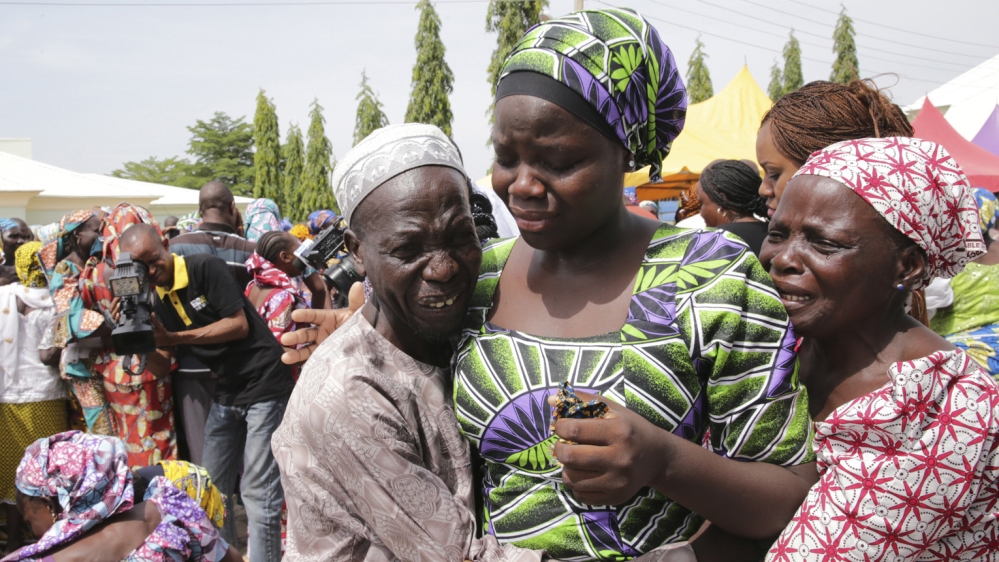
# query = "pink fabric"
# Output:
<box><xmin>244</xmin><ymin>252</ymin><xmax>309</xmax><ymax>341</ymax></box>
<box><xmin>767</xmin><ymin>350</ymin><xmax>999</xmax><ymax>561</ymax></box>
<box><xmin>793</xmin><ymin>137</ymin><xmax>985</xmax><ymax>287</ymax></box>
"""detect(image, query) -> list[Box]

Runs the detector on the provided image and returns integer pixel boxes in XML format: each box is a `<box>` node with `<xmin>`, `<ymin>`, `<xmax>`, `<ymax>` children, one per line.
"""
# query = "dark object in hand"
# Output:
<box><xmin>294</xmin><ymin>220</ymin><xmax>364</xmax><ymax>309</ymax></box>
<box><xmin>550</xmin><ymin>382</ymin><xmax>609</xmax><ymax>463</ymax></box>
<box><xmin>109</xmin><ymin>252</ymin><xmax>156</xmax><ymax>375</ymax></box>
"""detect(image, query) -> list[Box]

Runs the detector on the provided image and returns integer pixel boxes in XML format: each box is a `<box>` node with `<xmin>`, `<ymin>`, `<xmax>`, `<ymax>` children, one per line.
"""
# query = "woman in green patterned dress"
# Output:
<box><xmin>451</xmin><ymin>8</ymin><xmax>816</xmax><ymax>560</ymax></box>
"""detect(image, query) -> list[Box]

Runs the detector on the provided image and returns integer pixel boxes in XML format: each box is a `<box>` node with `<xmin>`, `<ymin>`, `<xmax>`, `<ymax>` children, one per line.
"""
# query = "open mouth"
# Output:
<box><xmin>779</xmin><ymin>292</ymin><xmax>813</xmax><ymax>303</ymax></box>
<box><xmin>418</xmin><ymin>290</ymin><xmax>463</xmax><ymax>310</ymax></box>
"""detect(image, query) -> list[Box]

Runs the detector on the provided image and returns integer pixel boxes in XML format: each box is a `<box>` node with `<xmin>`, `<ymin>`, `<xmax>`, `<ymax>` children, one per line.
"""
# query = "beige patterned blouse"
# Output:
<box><xmin>272</xmin><ymin>312</ymin><xmax>543</xmax><ymax>562</ymax></box>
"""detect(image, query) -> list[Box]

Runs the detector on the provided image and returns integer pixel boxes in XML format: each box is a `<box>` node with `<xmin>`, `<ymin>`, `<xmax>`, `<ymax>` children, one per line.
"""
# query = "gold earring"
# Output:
<box><xmin>51</xmin><ymin>509</ymin><xmax>57</xmax><ymax>523</ymax></box>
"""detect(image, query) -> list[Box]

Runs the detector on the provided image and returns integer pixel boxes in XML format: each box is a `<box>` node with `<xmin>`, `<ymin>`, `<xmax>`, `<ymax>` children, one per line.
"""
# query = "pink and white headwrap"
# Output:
<box><xmin>792</xmin><ymin>137</ymin><xmax>985</xmax><ymax>287</ymax></box>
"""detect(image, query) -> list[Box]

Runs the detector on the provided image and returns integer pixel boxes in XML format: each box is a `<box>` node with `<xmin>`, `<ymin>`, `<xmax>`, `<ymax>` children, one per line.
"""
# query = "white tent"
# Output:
<box><xmin>904</xmin><ymin>53</ymin><xmax>999</xmax><ymax>140</ymax></box>
<box><xmin>0</xmin><ymin>150</ymin><xmax>252</xmax><ymax>225</ymax></box>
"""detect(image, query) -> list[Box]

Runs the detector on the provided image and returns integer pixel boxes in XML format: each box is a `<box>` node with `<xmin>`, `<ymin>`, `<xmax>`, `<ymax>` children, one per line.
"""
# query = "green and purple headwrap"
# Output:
<box><xmin>496</xmin><ymin>7</ymin><xmax>686</xmax><ymax>182</ymax></box>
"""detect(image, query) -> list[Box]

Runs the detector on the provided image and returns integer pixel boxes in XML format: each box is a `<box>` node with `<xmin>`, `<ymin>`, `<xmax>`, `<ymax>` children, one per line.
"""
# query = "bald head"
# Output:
<box><xmin>119</xmin><ymin>223</ymin><xmax>161</xmax><ymax>254</ymax></box>
<box><xmin>198</xmin><ymin>181</ymin><xmax>238</xmax><ymax>229</ymax></box>
<box><xmin>118</xmin><ymin>223</ymin><xmax>174</xmax><ymax>287</ymax></box>
<box><xmin>163</xmin><ymin>216</ymin><xmax>178</xmax><ymax>228</ymax></box>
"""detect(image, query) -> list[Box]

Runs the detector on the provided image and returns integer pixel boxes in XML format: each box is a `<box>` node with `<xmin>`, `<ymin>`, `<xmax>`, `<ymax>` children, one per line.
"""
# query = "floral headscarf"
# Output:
<box><xmin>15</xmin><ymin>241</ymin><xmax>46</xmax><ymax>288</ymax></box>
<box><xmin>497</xmin><ymin>7</ymin><xmax>687</xmax><ymax>182</ymax></box>
<box><xmin>794</xmin><ymin>137</ymin><xmax>985</xmax><ymax>287</ymax></box>
<box><xmin>307</xmin><ymin>210</ymin><xmax>339</xmax><ymax>236</ymax></box>
<box><xmin>3</xmin><ymin>431</ymin><xmax>133</xmax><ymax>562</ymax></box>
<box><xmin>38</xmin><ymin>208</ymin><xmax>104</xmax><ymax>278</ymax></box>
<box><xmin>289</xmin><ymin>223</ymin><xmax>312</xmax><ymax>241</ymax></box>
<box><xmin>245</xmin><ymin>199</ymin><xmax>282</xmax><ymax>243</ymax></box>
<box><xmin>31</xmin><ymin>222</ymin><xmax>59</xmax><ymax>246</ymax></box>
<box><xmin>101</xmin><ymin>203</ymin><xmax>161</xmax><ymax>262</ymax></box>
<box><xmin>972</xmin><ymin>188</ymin><xmax>999</xmax><ymax>233</ymax></box>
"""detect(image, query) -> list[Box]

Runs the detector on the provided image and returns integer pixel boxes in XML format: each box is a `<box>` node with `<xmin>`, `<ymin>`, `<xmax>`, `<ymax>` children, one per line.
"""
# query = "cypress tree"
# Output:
<box><xmin>302</xmin><ymin>99</ymin><xmax>338</xmax><ymax>214</ymax></box>
<box><xmin>782</xmin><ymin>31</ymin><xmax>803</xmax><ymax>96</ymax></box>
<box><xmin>253</xmin><ymin>89</ymin><xmax>283</xmax><ymax>208</ymax></box>
<box><xmin>405</xmin><ymin>0</ymin><xmax>454</xmax><ymax>136</ymax></box>
<box><xmin>768</xmin><ymin>59</ymin><xmax>784</xmax><ymax>101</ymax></box>
<box><xmin>485</xmin><ymin>0</ymin><xmax>547</xmax><ymax>127</ymax></box>
<box><xmin>830</xmin><ymin>5</ymin><xmax>859</xmax><ymax>84</ymax></box>
<box><xmin>353</xmin><ymin>71</ymin><xmax>390</xmax><ymax>146</ymax></box>
<box><xmin>685</xmin><ymin>37</ymin><xmax>713</xmax><ymax>104</ymax></box>
<box><xmin>282</xmin><ymin>123</ymin><xmax>305</xmax><ymax>221</ymax></box>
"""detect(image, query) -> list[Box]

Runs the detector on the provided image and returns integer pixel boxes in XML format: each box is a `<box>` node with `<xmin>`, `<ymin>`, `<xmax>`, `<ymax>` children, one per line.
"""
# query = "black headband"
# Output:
<box><xmin>495</xmin><ymin>71</ymin><xmax>621</xmax><ymax>146</ymax></box>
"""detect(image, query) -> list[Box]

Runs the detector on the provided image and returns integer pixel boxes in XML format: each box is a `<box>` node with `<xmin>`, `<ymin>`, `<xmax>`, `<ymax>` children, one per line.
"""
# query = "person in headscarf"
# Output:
<box><xmin>79</xmin><ymin>203</ymin><xmax>177</xmax><ymax>469</ymax></box>
<box><xmin>132</xmin><ymin>460</ymin><xmax>226</xmax><ymax>530</ymax></box>
<box><xmin>930</xmin><ymin>188</ymin><xmax>999</xmax><ymax>378</ymax></box>
<box><xmin>288</xmin><ymin>223</ymin><xmax>311</xmax><ymax>242</ymax></box>
<box><xmin>3</xmin><ymin>431</ymin><xmax>239</xmax><ymax>562</ymax></box>
<box><xmin>696</xmin><ymin>159</ymin><xmax>769</xmax><ymax>256</ymax></box>
<box><xmin>30</xmin><ymin>222</ymin><xmax>59</xmax><ymax>247</ymax></box>
<box><xmin>0</xmin><ymin>242</ymin><xmax>68</xmax><ymax>553</ymax></box>
<box><xmin>244</xmin><ymin>199</ymin><xmax>283</xmax><ymax>243</ymax></box>
<box><xmin>761</xmin><ymin>137</ymin><xmax>999</xmax><ymax>561</ymax></box>
<box><xmin>306</xmin><ymin>210</ymin><xmax>338</xmax><ymax>237</ymax></box>
<box><xmin>0</xmin><ymin>218</ymin><xmax>32</xmax><ymax>288</ymax></box>
<box><xmin>38</xmin><ymin>208</ymin><xmax>117</xmax><ymax>437</ymax></box>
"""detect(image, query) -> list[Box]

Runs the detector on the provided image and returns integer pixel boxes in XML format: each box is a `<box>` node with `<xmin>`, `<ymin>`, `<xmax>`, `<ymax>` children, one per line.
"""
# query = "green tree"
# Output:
<box><xmin>685</xmin><ymin>37</ymin><xmax>713</xmax><ymax>104</ymax></box>
<box><xmin>485</xmin><ymin>0</ymin><xmax>547</xmax><ymax>128</ymax></box>
<box><xmin>186</xmin><ymin>112</ymin><xmax>255</xmax><ymax>196</ymax></box>
<box><xmin>253</xmin><ymin>89</ymin><xmax>283</xmax><ymax>208</ymax></box>
<box><xmin>830</xmin><ymin>5</ymin><xmax>859</xmax><ymax>84</ymax></box>
<box><xmin>302</xmin><ymin>100</ymin><xmax>338</xmax><ymax>214</ymax></box>
<box><xmin>110</xmin><ymin>156</ymin><xmax>201</xmax><ymax>188</ymax></box>
<box><xmin>405</xmin><ymin>0</ymin><xmax>454</xmax><ymax>136</ymax></box>
<box><xmin>768</xmin><ymin>59</ymin><xmax>784</xmax><ymax>101</ymax></box>
<box><xmin>353</xmin><ymin>71</ymin><xmax>390</xmax><ymax>146</ymax></box>
<box><xmin>283</xmin><ymin>124</ymin><xmax>306</xmax><ymax>221</ymax></box>
<box><xmin>781</xmin><ymin>31</ymin><xmax>803</xmax><ymax>96</ymax></box>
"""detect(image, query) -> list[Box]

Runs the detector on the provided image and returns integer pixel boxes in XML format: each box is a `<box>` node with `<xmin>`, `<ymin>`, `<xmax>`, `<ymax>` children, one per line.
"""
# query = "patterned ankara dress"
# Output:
<box><xmin>453</xmin><ymin>226</ymin><xmax>815</xmax><ymax>560</ymax></box>
<box><xmin>767</xmin><ymin>350</ymin><xmax>999</xmax><ymax>561</ymax></box>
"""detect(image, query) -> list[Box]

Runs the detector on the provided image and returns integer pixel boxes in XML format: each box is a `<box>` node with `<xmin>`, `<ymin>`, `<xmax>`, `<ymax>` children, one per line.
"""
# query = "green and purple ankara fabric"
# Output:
<box><xmin>453</xmin><ymin>226</ymin><xmax>813</xmax><ymax>560</ymax></box>
<box><xmin>498</xmin><ymin>7</ymin><xmax>686</xmax><ymax>182</ymax></box>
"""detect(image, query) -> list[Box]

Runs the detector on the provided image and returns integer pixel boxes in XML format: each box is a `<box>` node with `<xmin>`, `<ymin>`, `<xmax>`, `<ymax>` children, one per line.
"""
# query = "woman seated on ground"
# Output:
<box><xmin>695</xmin><ymin>159</ymin><xmax>769</xmax><ymax>256</ymax></box>
<box><xmin>762</xmin><ymin>137</ymin><xmax>999</xmax><ymax>560</ymax></box>
<box><xmin>930</xmin><ymin>188</ymin><xmax>999</xmax><ymax>378</ymax></box>
<box><xmin>2</xmin><ymin>431</ymin><xmax>240</xmax><ymax>562</ymax></box>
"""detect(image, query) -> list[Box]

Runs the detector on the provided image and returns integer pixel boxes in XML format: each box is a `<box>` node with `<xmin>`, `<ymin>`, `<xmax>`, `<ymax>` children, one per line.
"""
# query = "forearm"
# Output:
<box><xmin>161</xmin><ymin>316</ymin><xmax>247</xmax><ymax>347</ymax></box>
<box><xmin>651</xmin><ymin>434</ymin><xmax>814</xmax><ymax>539</ymax></box>
<box><xmin>689</xmin><ymin>523</ymin><xmax>770</xmax><ymax>562</ymax></box>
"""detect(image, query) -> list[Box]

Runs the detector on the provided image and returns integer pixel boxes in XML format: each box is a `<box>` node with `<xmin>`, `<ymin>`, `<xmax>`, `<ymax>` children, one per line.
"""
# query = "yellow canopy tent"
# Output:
<box><xmin>625</xmin><ymin>65</ymin><xmax>773</xmax><ymax>188</ymax></box>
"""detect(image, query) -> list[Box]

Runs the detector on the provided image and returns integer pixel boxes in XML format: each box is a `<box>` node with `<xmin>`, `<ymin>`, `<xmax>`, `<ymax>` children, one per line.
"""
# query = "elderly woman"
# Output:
<box><xmin>452</xmin><ymin>8</ymin><xmax>813</xmax><ymax>559</ymax></box>
<box><xmin>38</xmin><ymin>209</ymin><xmax>117</xmax><ymax>436</ymax></box>
<box><xmin>695</xmin><ymin>160</ymin><xmax>769</xmax><ymax>256</ymax></box>
<box><xmin>2</xmin><ymin>431</ymin><xmax>240</xmax><ymax>562</ymax></box>
<box><xmin>930</xmin><ymin>188</ymin><xmax>999</xmax><ymax>377</ymax></box>
<box><xmin>761</xmin><ymin>137</ymin><xmax>999</xmax><ymax>560</ymax></box>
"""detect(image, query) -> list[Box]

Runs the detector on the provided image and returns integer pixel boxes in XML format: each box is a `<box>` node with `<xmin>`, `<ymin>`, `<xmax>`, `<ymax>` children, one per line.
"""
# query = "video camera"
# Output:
<box><xmin>108</xmin><ymin>252</ymin><xmax>157</xmax><ymax>376</ymax></box>
<box><xmin>294</xmin><ymin>219</ymin><xmax>364</xmax><ymax>308</ymax></box>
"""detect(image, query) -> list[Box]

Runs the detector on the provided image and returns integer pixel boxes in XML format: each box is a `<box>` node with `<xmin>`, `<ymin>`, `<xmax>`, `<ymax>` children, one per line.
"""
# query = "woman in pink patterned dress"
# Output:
<box><xmin>762</xmin><ymin>137</ymin><xmax>999</xmax><ymax>561</ymax></box>
<box><xmin>244</xmin><ymin>231</ymin><xmax>311</xmax><ymax>358</ymax></box>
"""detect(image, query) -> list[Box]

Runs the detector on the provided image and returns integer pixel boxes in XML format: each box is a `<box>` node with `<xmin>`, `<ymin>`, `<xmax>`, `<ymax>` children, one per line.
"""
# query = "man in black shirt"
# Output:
<box><xmin>120</xmin><ymin>223</ymin><xmax>291</xmax><ymax>562</ymax></box>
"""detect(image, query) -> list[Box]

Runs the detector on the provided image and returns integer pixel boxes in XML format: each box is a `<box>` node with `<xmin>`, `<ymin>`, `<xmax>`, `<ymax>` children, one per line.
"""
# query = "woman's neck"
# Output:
<box><xmin>535</xmin><ymin>206</ymin><xmax>650</xmax><ymax>275</ymax></box>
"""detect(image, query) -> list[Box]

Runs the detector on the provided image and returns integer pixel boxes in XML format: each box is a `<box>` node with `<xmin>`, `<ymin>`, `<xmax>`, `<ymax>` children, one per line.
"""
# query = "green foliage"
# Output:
<box><xmin>302</xmin><ymin>100</ymin><xmax>338</xmax><ymax>214</ymax></box>
<box><xmin>353</xmin><ymin>71</ymin><xmax>390</xmax><ymax>146</ymax></box>
<box><xmin>685</xmin><ymin>37</ymin><xmax>713</xmax><ymax>104</ymax></box>
<box><xmin>830</xmin><ymin>5</ymin><xmax>859</xmax><ymax>84</ymax></box>
<box><xmin>110</xmin><ymin>156</ymin><xmax>201</xmax><ymax>188</ymax></box>
<box><xmin>768</xmin><ymin>59</ymin><xmax>784</xmax><ymax>101</ymax></box>
<box><xmin>405</xmin><ymin>0</ymin><xmax>454</xmax><ymax>136</ymax></box>
<box><xmin>186</xmin><ymin>112</ymin><xmax>255</xmax><ymax>196</ymax></box>
<box><xmin>253</xmin><ymin>90</ymin><xmax>283</xmax><ymax>209</ymax></box>
<box><xmin>282</xmin><ymin>124</ymin><xmax>306</xmax><ymax>221</ymax></box>
<box><xmin>485</xmin><ymin>0</ymin><xmax>547</xmax><ymax>129</ymax></box>
<box><xmin>781</xmin><ymin>31</ymin><xmax>803</xmax><ymax>96</ymax></box>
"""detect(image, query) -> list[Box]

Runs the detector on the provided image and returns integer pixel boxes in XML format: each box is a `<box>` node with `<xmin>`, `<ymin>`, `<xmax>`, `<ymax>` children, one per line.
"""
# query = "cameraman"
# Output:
<box><xmin>119</xmin><ymin>223</ymin><xmax>292</xmax><ymax>562</ymax></box>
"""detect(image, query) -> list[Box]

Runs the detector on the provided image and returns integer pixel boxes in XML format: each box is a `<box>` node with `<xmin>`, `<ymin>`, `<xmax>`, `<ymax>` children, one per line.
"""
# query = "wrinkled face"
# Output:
<box><xmin>72</xmin><ymin>215</ymin><xmax>103</xmax><ymax>259</ymax></box>
<box><xmin>492</xmin><ymin>95</ymin><xmax>630</xmax><ymax>252</ymax></box>
<box><xmin>348</xmin><ymin>166</ymin><xmax>482</xmax><ymax>342</ymax></box>
<box><xmin>756</xmin><ymin>120</ymin><xmax>803</xmax><ymax>219</ymax></box>
<box><xmin>121</xmin><ymin>232</ymin><xmax>174</xmax><ymax>288</ymax></box>
<box><xmin>760</xmin><ymin>175</ymin><xmax>905</xmax><ymax>338</ymax></box>
<box><xmin>16</xmin><ymin>492</ymin><xmax>56</xmax><ymax>539</ymax></box>
<box><xmin>2</xmin><ymin>219</ymin><xmax>32</xmax><ymax>264</ymax></box>
<box><xmin>695</xmin><ymin>181</ymin><xmax>728</xmax><ymax>227</ymax></box>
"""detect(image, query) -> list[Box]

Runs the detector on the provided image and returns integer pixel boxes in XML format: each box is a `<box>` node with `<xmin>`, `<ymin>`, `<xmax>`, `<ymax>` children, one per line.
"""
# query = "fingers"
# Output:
<box><xmin>553</xmin><ymin>417</ymin><xmax>625</xmax><ymax>447</ymax></box>
<box><xmin>289</xmin><ymin>308</ymin><xmax>336</xmax><ymax>326</ymax></box>
<box><xmin>347</xmin><ymin>282</ymin><xmax>365</xmax><ymax>312</ymax></box>
<box><xmin>281</xmin><ymin>345</ymin><xmax>314</xmax><ymax>365</ymax></box>
<box><xmin>281</xmin><ymin>327</ymin><xmax>319</xmax><ymax>347</ymax></box>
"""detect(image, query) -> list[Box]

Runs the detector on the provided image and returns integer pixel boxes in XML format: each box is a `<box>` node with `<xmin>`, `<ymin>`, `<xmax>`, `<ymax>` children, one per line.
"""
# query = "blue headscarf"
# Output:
<box><xmin>973</xmin><ymin>187</ymin><xmax>999</xmax><ymax>232</ymax></box>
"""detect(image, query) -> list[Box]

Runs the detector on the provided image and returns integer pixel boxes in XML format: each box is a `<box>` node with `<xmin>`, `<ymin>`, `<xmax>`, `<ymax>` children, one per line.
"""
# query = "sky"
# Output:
<box><xmin>1</xmin><ymin>0</ymin><xmax>997</xmax><ymax>181</ymax></box>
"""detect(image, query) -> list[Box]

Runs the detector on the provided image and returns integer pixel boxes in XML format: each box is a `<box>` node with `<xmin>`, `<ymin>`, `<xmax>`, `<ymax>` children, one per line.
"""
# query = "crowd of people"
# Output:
<box><xmin>2</xmin><ymin>5</ymin><xmax>999</xmax><ymax>562</ymax></box>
